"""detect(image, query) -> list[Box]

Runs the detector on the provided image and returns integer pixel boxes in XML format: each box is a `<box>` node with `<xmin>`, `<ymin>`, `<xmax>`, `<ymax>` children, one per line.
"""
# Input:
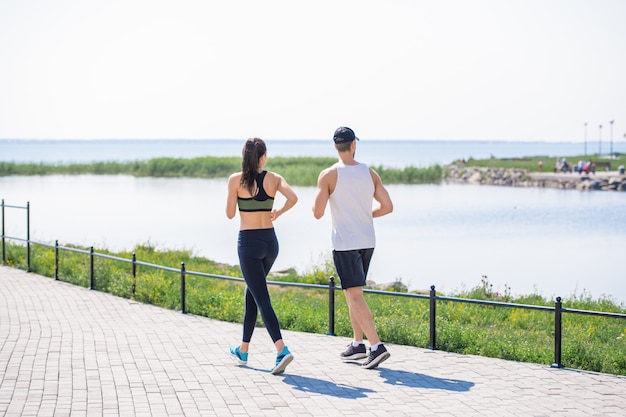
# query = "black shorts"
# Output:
<box><xmin>332</xmin><ymin>248</ymin><xmax>375</xmax><ymax>289</ymax></box>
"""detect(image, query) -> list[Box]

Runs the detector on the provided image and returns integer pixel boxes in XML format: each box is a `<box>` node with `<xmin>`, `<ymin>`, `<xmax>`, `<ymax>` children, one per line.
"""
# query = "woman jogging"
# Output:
<box><xmin>226</xmin><ymin>137</ymin><xmax>298</xmax><ymax>375</ymax></box>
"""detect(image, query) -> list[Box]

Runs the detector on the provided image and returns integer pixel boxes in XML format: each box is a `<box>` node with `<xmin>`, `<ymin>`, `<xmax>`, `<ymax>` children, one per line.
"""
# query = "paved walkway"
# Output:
<box><xmin>1</xmin><ymin>266</ymin><xmax>625</xmax><ymax>417</ymax></box>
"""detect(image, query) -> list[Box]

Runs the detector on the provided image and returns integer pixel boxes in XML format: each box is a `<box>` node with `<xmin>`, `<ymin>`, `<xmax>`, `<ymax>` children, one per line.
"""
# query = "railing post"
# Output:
<box><xmin>428</xmin><ymin>285</ymin><xmax>437</xmax><ymax>350</ymax></box>
<box><xmin>1</xmin><ymin>199</ymin><xmax>5</xmax><ymax>264</ymax></box>
<box><xmin>327</xmin><ymin>276</ymin><xmax>336</xmax><ymax>336</ymax></box>
<box><xmin>54</xmin><ymin>240</ymin><xmax>59</xmax><ymax>280</ymax></box>
<box><xmin>89</xmin><ymin>246</ymin><xmax>94</xmax><ymax>290</ymax></box>
<box><xmin>131</xmin><ymin>253</ymin><xmax>137</xmax><ymax>300</ymax></box>
<box><xmin>552</xmin><ymin>297</ymin><xmax>563</xmax><ymax>368</ymax></box>
<box><xmin>180</xmin><ymin>262</ymin><xmax>186</xmax><ymax>314</ymax></box>
<box><xmin>26</xmin><ymin>201</ymin><xmax>31</xmax><ymax>272</ymax></box>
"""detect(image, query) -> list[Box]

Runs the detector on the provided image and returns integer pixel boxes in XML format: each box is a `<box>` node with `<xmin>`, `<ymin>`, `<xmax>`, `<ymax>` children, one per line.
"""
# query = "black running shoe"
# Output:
<box><xmin>362</xmin><ymin>344</ymin><xmax>390</xmax><ymax>369</ymax></box>
<box><xmin>339</xmin><ymin>343</ymin><xmax>367</xmax><ymax>360</ymax></box>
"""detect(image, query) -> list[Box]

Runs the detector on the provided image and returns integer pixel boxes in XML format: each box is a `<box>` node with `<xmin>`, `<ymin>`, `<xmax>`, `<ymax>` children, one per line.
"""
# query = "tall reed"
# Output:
<box><xmin>0</xmin><ymin>157</ymin><xmax>443</xmax><ymax>186</ymax></box>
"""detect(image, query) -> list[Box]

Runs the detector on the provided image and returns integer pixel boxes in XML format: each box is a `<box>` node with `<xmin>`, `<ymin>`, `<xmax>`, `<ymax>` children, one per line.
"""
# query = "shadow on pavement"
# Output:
<box><xmin>281</xmin><ymin>374</ymin><xmax>376</xmax><ymax>399</ymax></box>
<box><xmin>378</xmin><ymin>368</ymin><xmax>474</xmax><ymax>392</ymax></box>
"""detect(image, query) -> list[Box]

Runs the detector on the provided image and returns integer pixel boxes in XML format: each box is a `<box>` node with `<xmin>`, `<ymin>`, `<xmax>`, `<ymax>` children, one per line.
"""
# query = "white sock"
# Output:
<box><xmin>370</xmin><ymin>342</ymin><xmax>382</xmax><ymax>351</ymax></box>
<box><xmin>352</xmin><ymin>341</ymin><xmax>365</xmax><ymax>347</ymax></box>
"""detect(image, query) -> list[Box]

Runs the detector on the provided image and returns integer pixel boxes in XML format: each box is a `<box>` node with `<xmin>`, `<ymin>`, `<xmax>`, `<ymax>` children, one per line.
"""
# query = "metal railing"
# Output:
<box><xmin>1</xmin><ymin>199</ymin><xmax>30</xmax><ymax>270</ymax></box>
<box><xmin>2</xmin><ymin>199</ymin><xmax>625</xmax><ymax>370</ymax></box>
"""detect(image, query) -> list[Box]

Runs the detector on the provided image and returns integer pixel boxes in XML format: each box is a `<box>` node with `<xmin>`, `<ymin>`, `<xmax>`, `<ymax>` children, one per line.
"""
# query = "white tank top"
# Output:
<box><xmin>328</xmin><ymin>162</ymin><xmax>376</xmax><ymax>251</ymax></box>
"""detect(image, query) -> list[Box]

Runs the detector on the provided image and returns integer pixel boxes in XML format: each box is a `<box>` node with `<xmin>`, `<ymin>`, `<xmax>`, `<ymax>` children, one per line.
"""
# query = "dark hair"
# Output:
<box><xmin>334</xmin><ymin>141</ymin><xmax>352</xmax><ymax>152</ymax></box>
<box><xmin>240</xmin><ymin>138</ymin><xmax>267</xmax><ymax>195</ymax></box>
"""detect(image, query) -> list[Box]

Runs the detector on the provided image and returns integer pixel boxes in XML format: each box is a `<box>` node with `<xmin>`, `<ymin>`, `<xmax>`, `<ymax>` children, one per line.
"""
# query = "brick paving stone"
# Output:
<box><xmin>2</xmin><ymin>265</ymin><xmax>626</xmax><ymax>417</ymax></box>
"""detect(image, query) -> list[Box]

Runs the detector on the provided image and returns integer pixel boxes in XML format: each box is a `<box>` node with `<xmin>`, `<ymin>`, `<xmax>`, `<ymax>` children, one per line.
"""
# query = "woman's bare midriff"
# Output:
<box><xmin>239</xmin><ymin>211</ymin><xmax>274</xmax><ymax>230</ymax></box>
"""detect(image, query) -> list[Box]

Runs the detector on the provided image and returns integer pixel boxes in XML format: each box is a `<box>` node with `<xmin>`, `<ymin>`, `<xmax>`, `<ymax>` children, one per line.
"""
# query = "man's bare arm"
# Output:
<box><xmin>370</xmin><ymin>168</ymin><xmax>393</xmax><ymax>218</ymax></box>
<box><xmin>312</xmin><ymin>168</ymin><xmax>334</xmax><ymax>219</ymax></box>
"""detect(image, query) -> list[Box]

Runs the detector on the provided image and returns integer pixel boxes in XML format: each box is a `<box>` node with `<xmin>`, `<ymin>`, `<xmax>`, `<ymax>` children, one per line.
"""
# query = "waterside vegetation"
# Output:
<box><xmin>3</xmin><ymin>241</ymin><xmax>625</xmax><ymax>376</ymax></box>
<box><xmin>2</xmin><ymin>153</ymin><xmax>623</xmax><ymax>187</ymax></box>
<box><xmin>0</xmin><ymin>156</ymin><xmax>444</xmax><ymax>186</ymax></box>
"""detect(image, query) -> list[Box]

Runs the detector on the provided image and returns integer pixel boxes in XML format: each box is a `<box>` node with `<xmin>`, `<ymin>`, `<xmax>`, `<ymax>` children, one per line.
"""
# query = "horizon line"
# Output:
<box><xmin>0</xmin><ymin>137</ymin><xmax>606</xmax><ymax>144</ymax></box>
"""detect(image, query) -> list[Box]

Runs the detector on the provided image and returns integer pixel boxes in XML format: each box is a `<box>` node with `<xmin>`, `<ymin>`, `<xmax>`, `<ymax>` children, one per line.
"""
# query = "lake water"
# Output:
<box><xmin>1</xmin><ymin>174</ymin><xmax>625</xmax><ymax>303</ymax></box>
<box><xmin>2</xmin><ymin>138</ymin><xmax>625</xmax><ymax>168</ymax></box>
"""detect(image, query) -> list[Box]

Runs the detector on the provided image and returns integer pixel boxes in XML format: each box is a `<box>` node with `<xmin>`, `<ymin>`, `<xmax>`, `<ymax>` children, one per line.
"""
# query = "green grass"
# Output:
<box><xmin>0</xmin><ymin>156</ymin><xmax>443</xmax><ymax>186</ymax></box>
<box><xmin>457</xmin><ymin>153</ymin><xmax>626</xmax><ymax>172</ymax></box>
<box><xmin>3</xmin><ymin>241</ymin><xmax>625</xmax><ymax>375</ymax></box>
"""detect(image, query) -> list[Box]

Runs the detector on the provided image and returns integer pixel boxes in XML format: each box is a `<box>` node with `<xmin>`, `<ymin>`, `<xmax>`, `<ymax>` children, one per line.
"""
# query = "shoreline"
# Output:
<box><xmin>445</xmin><ymin>165</ymin><xmax>626</xmax><ymax>191</ymax></box>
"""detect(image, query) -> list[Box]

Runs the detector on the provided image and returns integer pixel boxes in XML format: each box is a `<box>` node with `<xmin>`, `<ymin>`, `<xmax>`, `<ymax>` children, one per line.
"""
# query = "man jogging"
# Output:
<box><xmin>312</xmin><ymin>126</ymin><xmax>394</xmax><ymax>369</ymax></box>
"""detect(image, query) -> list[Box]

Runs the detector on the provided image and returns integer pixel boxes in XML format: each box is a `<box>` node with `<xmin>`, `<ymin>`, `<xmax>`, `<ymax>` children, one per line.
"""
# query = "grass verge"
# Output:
<box><xmin>3</xmin><ymin>241</ymin><xmax>625</xmax><ymax>375</ymax></box>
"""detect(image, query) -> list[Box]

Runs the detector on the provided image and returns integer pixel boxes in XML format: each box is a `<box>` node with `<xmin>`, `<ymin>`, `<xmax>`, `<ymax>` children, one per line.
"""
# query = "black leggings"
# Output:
<box><xmin>237</xmin><ymin>228</ymin><xmax>282</xmax><ymax>343</ymax></box>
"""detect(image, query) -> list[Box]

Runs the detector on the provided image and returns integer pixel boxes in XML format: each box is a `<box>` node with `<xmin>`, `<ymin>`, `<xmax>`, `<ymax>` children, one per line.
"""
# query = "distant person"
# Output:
<box><xmin>555</xmin><ymin>158</ymin><xmax>569</xmax><ymax>173</ymax></box>
<box><xmin>312</xmin><ymin>126</ymin><xmax>394</xmax><ymax>369</ymax></box>
<box><xmin>582</xmin><ymin>160</ymin><xmax>595</xmax><ymax>174</ymax></box>
<box><xmin>226</xmin><ymin>137</ymin><xmax>298</xmax><ymax>375</ymax></box>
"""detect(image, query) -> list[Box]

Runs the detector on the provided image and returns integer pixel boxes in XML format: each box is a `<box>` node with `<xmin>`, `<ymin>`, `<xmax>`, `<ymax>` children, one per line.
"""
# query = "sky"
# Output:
<box><xmin>0</xmin><ymin>0</ymin><xmax>625</xmax><ymax>142</ymax></box>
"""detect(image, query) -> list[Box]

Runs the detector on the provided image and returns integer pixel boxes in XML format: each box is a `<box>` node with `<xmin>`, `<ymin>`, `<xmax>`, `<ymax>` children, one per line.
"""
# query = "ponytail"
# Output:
<box><xmin>240</xmin><ymin>138</ymin><xmax>267</xmax><ymax>195</ymax></box>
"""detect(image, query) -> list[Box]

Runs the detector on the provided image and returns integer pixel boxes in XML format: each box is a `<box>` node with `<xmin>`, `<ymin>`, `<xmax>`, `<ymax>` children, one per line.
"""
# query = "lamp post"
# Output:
<box><xmin>609</xmin><ymin>120</ymin><xmax>614</xmax><ymax>157</ymax></box>
<box><xmin>598</xmin><ymin>124</ymin><xmax>602</xmax><ymax>155</ymax></box>
<box><xmin>585</xmin><ymin>122</ymin><xmax>587</xmax><ymax>156</ymax></box>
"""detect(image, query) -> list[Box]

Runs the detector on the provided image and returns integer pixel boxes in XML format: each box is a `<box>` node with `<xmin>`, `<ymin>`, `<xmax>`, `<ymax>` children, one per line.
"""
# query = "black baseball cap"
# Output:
<box><xmin>333</xmin><ymin>126</ymin><xmax>359</xmax><ymax>144</ymax></box>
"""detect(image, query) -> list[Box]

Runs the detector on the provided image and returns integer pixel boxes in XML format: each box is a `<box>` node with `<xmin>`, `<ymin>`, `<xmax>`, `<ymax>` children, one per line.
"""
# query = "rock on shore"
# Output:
<box><xmin>445</xmin><ymin>165</ymin><xmax>626</xmax><ymax>191</ymax></box>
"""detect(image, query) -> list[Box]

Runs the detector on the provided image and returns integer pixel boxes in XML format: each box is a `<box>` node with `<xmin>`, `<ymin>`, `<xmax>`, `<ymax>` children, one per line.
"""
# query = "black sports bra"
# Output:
<box><xmin>237</xmin><ymin>171</ymin><xmax>275</xmax><ymax>212</ymax></box>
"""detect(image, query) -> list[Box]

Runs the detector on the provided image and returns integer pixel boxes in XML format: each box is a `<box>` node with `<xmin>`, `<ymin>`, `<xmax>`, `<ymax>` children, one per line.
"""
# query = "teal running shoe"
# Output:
<box><xmin>270</xmin><ymin>346</ymin><xmax>294</xmax><ymax>375</ymax></box>
<box><xmin>229</xmin><ymin>346</ymin><xmax>248</xmax><ymax>365</ymax></box>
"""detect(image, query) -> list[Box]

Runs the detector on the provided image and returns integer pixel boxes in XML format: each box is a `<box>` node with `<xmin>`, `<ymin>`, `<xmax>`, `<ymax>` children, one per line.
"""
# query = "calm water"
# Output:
<box><xmin>1</xmin><ymin>175</ymin><xmax>624</xmax><ymax>303</ymax></box>
<box><xmin>2</xmin><ymin>138</ymin><xmax>625</xmax><ymax>168</ymax></box>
